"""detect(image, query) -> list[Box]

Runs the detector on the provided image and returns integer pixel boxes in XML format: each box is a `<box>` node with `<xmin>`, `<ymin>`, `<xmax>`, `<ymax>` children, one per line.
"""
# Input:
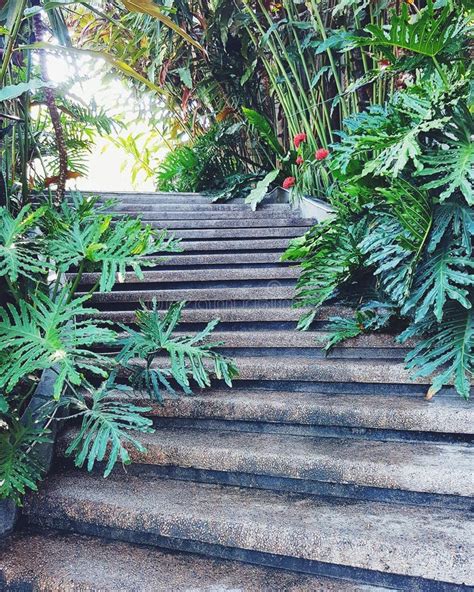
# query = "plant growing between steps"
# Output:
<box><xmin>0</xmin><ymin>194</ymin><xmax>237</xmax><ymax>505</ymax></box>
<box><xmin>284</xmin><ymin>0</ymin><xmax>473</xmax><ymax>400</ymax></box>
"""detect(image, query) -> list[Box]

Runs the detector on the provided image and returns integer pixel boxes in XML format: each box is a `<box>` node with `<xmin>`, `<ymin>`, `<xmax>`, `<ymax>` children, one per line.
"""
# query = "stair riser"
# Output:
<box><xmin>161</xmin><ymin>239</ymin><xmax>291</xmax><ymax>251</ymax></box>
<box><xmin>23</xmin><ymin>514</ymin><xmax>469</xmax><ymax>592</ymax></box>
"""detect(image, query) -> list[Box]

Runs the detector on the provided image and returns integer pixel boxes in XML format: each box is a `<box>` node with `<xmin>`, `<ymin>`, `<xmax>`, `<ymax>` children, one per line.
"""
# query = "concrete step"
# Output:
<box><xmin>161</xmin><ymin>238</ymin><xmax>291</xmax><ymax>251</ymax></box>
<box><xmin>122</xmin><ymin>355</ymin><xmax>426</xmax><ymax>385</ymax></box>
<box><xmin>168</xmin><ymin>227</ymin><xmax>309</xmax><ymax>240</ymax></box>
<box><xmin>88</xmin><ymin>304</ymin><xmax>351</xmax><ymax>325</ymax></box>
<box><xmin>58</xmin><ymin>426</ymin><xmax>474</xmax><ymax>507</ymax></box>
<box><xmin>84</xmin><ymin>191</ymin><xmax>221</xmax><ymax>204</ymax></box>
<box><xmin>85</xmin><ymin>286</ymin><xmax>295</xmax><ymax>304</ymax></box>
<box><xmin>0</xmin><ymin>530</ymin><xmax>372</xmax><ymax>592</ymax></box>
<box><xmin>139</xmin><ymin>218</ymin><xmax>314</xmax><ymax>229</ymax></box>
<box><xmin>111</xmin><ymin>208</ymin><xmax>296</xmax><ymax>219</ymax></box>
<box><xmin>23</xmin><ymin>471</ymin><xmax>474</xmax><ymax>589</ymax></box>
<box><xmin>106</xmin><ymin>388</ymin><xmax>474</xmax><ymax>439</ymax></box>
<box><xmin>145</xmin><ymin>252</ymin><xmax>290</xmax><ymax>266</ymax></box>
<box><xmin>110</xmin><ymin>203</ymin><xmax>292</xmax><ymax>212</ymax></box>
<box><xmin>75</xmin><ymin>266</ymin><xmax>300</xmax><ymax>286</ymax></box>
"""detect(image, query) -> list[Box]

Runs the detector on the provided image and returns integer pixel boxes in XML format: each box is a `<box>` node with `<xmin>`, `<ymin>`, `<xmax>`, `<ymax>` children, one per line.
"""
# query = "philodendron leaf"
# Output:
<box><xmin>245</xmin><ymin>169</ymin><xmax>279</xmax><ymax>211</ymax></box>
<box><xmin>0</xmin><ymin>80</ymin><xmax>52</xmax><ymax>102</ymax></box>
<box><xmin>0</xmin><ymin>394</ymin><xmax>8</xmax><ymax>413</ymax></box>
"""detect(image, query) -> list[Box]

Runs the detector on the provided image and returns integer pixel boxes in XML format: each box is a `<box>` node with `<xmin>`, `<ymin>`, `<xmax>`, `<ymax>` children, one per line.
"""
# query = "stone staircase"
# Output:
<box><xmin>1</xmin><ymin>192</ymin><xmax>472</xmax><ymax>592</ymax></box>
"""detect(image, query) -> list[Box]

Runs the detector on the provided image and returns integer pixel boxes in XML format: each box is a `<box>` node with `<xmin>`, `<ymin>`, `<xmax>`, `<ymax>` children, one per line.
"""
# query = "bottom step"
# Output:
<box><xmin>0</xmin><ymin>530</ymin><xmax>386</xmax><ymax>591</ymax></box>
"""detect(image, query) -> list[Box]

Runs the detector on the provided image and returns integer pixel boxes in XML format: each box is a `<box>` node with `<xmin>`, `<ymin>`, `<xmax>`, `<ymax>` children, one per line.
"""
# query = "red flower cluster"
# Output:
<box><xmin>296</xmin><ymin>155</ymin><xmax>304</xmax><ymax>165</ymax></box>
<box><xmin>282</xmin><ymin>176</ymin><xmax>296</xmax><ymax>190</ymax></box>
<box><xmin>293</xmin><ymin>132</ymin><xmax>307</xmax><ymax>149</ymax></box>
<box><xmin>315</xmin><ymin>148</ymin><xmax>329</xmax><ymax>161</ymax></box>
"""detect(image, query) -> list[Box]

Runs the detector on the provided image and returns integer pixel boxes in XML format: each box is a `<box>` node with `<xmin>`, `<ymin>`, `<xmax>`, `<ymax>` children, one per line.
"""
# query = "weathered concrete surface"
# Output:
<box><xmin>119</xmin><ymin>388</ymin><xmax>473</xmax><ymax>435</ymax></box>
<box><xmin>75</xmin><ymin>266</ymin><xmax>301</xmax><ymax>285</ymax></box>
<box><xmin>58</xmin><ymin>426</ymin><xmax>473</xmax><ymax>497</ymax></box>
<box><xmin>85</xmin><ymin>286</ymin><xmax>295</xmax><ymax>303</ymax></box>
<box><xmin>2</xmin><ymin>531</ymin><xmax>379</xmax><ymax>592</ymax></box>
<box><xmin>23</xmin><ymin>472</ymin><xmax>474</xmax><ymax>586</ymax></box>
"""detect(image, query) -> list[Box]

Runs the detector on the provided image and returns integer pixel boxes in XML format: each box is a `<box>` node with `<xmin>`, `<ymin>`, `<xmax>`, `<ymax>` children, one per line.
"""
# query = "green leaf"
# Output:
<box><xmin>0</xmin><ymin>418</ymin><xmax>50</xmax><ymax>505</ymax></box>
<box><xmin>0</xmin><ymin>205</ymin><xmax>51</xmax><ymax>283</ymax></box>
<box><xmin>176</xmin><ymin>67</ymin><xmax>193</xmax><ymax>89</ymax></box>
<box><xmin>402</xmin><ymin>242</ymin><xmax>474</xmax><ymax>322</ymax></box>
<box><xmin>242</xmin><ymin>107</ymin><xmax>284</xmax><ymax>157</ymax></box>
<box><xmin>245</xmin><ymin>169</ymin><xmax>279</xmax><ymax>211</ymax></box>
<box><xmin>284</xmin><ymin>217</ymin><xmax>367</xmax><ymax>324</ymax></box>
<box><xmin>0</xmin><ymin>289</ymin><xmax>116</xmax><ymax>398</ymax></box>
<box><xmin>117</xmin><ymin>300</ymin><xmax>238</xmax><ymax>401</ymax></box>
<box><xmin>399</xmin><ymin>304</ymin><xmax>473</xmax><ymax>399</ymax></box>
<box><xmin>65</xmin><ymin>382</ymin><xmax>153</xmax><ymax>477</ymax></box>
<box><xmin>0</xmin><ymin>80</ymin><xmax>53</xmax><ymax>102</ymax></box>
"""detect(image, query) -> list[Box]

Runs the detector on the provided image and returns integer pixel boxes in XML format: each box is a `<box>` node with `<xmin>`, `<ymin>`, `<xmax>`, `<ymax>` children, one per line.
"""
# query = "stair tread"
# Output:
<box><xmin>1</xmin><ymin>530</ymin><xmax>369</xmax><ymax>592</ymax></box>
<box><xmin>89</xmin><ymin>304</ymin><xmax>350</xmax><ymax>323</ymax></box>
<box><xmin>59</xmin><ymin>426</ymin><xmax>473</xmax><ymax>497</ymax></box>
<box><xmin>85</xmin><ymin>286</ymin><xmax>295</xmax><ymax>303</ymax></box>
<box><xmin>132</xmin><ymin>355</ymin><xmax>430</xmax><ymax>384</ymax></box>
<box><xmin>141</xmin><ymin>218</ymin><xmax>315</xmax><ymax>228</ymax></box>
<box><xmin>23</xmin><ymin>472</ymin><xmax>474</xmax><ymax>586</ymax></box>
<box><xmin>158</xmin><ymin>227</ymin><xmax>310</xmax><ymax>239</ymax></box>
<box><xmin>110</xmin><ymin>388</ymin><xmax>474</xmax><ymax>435</ymax></box>
<box><xmin>157</xmin><ymin>238</ymin><xmax>292</xmax><ymax>251</ymax></box>
<box><xmin>75</xmin><ymin>266</ymin><xmax>300</xmax><ymax>285</ymax></box>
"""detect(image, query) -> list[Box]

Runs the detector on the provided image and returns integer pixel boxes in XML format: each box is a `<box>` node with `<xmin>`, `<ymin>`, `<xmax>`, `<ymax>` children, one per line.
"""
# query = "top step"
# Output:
<box><xmin>79</xmin><ymin>191</ymin><xmax>248</xmax><ymax>205</ymax></box>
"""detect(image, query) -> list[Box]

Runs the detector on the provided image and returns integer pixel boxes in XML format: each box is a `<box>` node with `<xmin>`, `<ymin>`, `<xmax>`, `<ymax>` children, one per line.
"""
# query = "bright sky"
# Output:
<box><xmin>47</xmin><ymin>53</ymin><xmax>161</xmax><ymax>192</ymax></box>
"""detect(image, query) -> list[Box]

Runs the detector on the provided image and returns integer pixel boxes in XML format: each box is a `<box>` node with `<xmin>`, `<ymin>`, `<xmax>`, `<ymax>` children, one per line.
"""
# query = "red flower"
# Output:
<box><xmin>293</xmin><ymin>132</ymin><xmax>307</xmax><ymax>149</ymax></box>
<box><xmin>282</xmin><ymin>176</ymin><xmax>296</xmax><ymax>190</ymax></box>
<box><xmin>315</xmin><ymin>148</ymin><xmax>329</xmax><ymax>161</ymax></box>
<box><xmin>296</xmin><ymin>155</ymin><xmax>304</xmax><ymax>165</ymax></box>
<box><xmin>379</xmin><ymin>59</ymin><xmax>390</xmax><ymax>70</ymax></box>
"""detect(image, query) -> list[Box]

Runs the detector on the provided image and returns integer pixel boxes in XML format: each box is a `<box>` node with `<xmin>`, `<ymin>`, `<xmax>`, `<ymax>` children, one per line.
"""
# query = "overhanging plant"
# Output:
<box><xmin>0</xmin><ymin>195</ymin><xmax>238</xmax><ymax>505</ymax></box>
<box><xmin>285</xmin><ymin>0</ymin><xmax>473</xmax><ymax>400</ymax></box>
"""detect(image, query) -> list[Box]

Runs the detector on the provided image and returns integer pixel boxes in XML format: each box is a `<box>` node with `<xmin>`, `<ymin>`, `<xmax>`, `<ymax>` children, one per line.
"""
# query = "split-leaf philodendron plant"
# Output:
<box><xmin>0</xmin><ymin>195</ymin><xmax>238</xmax><ymax>505</ymax></box>
<box><xmin>284</xmin><ymin>0</ymin><xmax>473</xmax><ymax>400</ymax></box>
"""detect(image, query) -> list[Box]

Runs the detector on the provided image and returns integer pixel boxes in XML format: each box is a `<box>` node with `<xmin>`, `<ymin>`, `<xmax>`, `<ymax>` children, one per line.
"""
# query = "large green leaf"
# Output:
<box><xmin>0</xmin><ymin>79</ymin><xmax>51</xmax><ymax>102</ymax></box>
<box><xmin>65</xmin><ymin>382</ymin><xmax>153</xmax><ymax>477</ymax></box>
<box><xmin>399</xmin><ymin>304</ymin><xmax>473</xmax><ymax>400</ymax></box>
<box><xmin>0</xmin><ymin>418</ymin><xmax>50</xmax><ymax>505</ymax></box>
<box><xmin>245</xmin><ymin>169</ymin><xmax>279</xmax><ymax>211</ymax></box>
<box><xmin>357</xmin><ymin>1</ymin><xmax>467</xmax><ymax>59</ymax></box>
<box><xmin>0</xmin><ymin>205</ymin><xmax>50</xmax><ymax>283</ymax></box>
<box><xmin>402</xmin><ymin>242</ymin><xmax>474</xmax><ymax>322</ymax></box>
<box><xmin>242</xmin><ymin>107</ymin><xmax>284</xmax><ymax>156</ymax></box>
<box><xmin>0</xmin><ymin>289</ymin><xmax>116</xmax><ymax>398</ymax></box>
<box><xmin>48</xmin><ymin>215</ymin><xmax>180</xmax><ymax>293</ymax></box>
<box><xmin>117</xmin><ymin>300</ymin><xmax>238</xmax><ymax>401</ymax></box>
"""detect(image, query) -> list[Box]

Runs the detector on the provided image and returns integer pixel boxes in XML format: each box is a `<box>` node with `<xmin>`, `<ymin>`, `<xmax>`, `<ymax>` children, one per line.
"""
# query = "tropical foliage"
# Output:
<box><xmin>284</xmin><ymin>0</ymin><xmax>473</xmax><ymax>399</ymax></box>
